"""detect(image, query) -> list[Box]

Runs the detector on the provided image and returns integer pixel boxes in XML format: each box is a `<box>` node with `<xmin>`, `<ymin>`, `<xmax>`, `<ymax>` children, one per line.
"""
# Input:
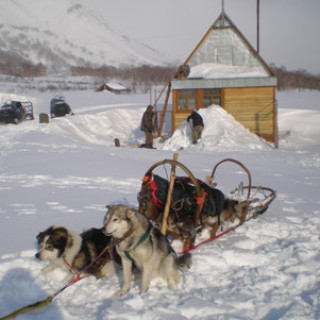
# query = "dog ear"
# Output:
<box><xmin>106</xmin><ymin>205</ymin><xmax>113</xmax><ymax>210</ymax></box>
<box><xmin>126</xmin><ymin>207</ymin><xmax>136</xmax><ymax>220</ymax></box>
<box><xmin>52</xmin><ymin>228</ymin><xmax>68</xmax><ymax>247</ymax></box>
<box><xmin>36</xmin><ymin>232</ymin><xmax>43</xmax><ymax>240</ymax></box>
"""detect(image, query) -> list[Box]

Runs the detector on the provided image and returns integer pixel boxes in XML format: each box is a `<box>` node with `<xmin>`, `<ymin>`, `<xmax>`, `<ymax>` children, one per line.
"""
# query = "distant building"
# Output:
<box><xmin>171</xmin><ymin>12</ymin><xmax>278</xmax><ymax>146</ymax></box>
<box><xmin>95</xmin><ymin>82</ymin><xmax>131</xmax><ymax>94</ymax></box>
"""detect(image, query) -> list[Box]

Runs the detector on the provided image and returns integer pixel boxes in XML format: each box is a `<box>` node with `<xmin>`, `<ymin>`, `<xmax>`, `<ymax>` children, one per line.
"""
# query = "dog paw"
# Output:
<box><xmin>168</xmin><ymin>283</ymin><xmax>176</xmax><ymax>290</ymax></box>
<box><xmin>140</xmin><ymin>286</ymin><xmax>150</xmax><ymax>294</ymax></box>
<box><xmin>42</xmin><ymin>265</ymin><xmax>54</xmax><ymax>273</ymax></box>
<box><xmin>95</xmin><ymin>271</ymin><xmax>106</xmax><ymax>279</ymax></box>
<box><xmin>115</xmin><ymin>289</ymin><xmax>129</xmax><ymax>297</ymax></box>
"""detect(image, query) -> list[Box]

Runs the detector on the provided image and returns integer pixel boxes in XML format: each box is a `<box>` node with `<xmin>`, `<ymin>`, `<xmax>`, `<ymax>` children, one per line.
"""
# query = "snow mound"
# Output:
<box><xmin>0</xmin><ymin>101</ymin><xmax>270</xmax><ymax>152</ymax></box>
<box><xmin>278</xmin><ymin>108</ymin><xmax>320</xmax><ymax>151</ymax></box>
<box><xmin>161</xmin><ymin>106</ymin><xmax>270</xmax><ymax>151</ymax></box>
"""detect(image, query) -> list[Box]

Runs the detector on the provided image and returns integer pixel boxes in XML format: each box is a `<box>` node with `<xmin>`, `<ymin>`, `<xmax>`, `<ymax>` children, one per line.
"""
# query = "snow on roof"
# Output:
<box><xmin>106</xmin><ymin>82</ymin><xmax>128</xmax><ymax>91</ymax></box>
<box><xmin>188</xmin><ymin>63</ymin><xmax>269</xmax><ymax>79</ymax></box>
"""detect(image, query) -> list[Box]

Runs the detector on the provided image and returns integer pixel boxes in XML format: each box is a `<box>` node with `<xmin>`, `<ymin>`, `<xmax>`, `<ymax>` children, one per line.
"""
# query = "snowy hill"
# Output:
<box><xmin>0</xmin><ymin>0</ymin><xmax>173</xmax><ymax>70</ymax></box>
<box><xmin>0</xmin><ymin>88</ymin><xmax>320</xmax><ymax>319</ymax></box>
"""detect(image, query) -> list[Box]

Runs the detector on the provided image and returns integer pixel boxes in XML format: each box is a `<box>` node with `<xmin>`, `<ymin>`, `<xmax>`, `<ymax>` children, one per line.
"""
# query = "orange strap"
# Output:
<box><xmin>196</xmin><ymin>194</ymin><xmax>205</xmax><ymax>212</ymax></box>
<box><xmin>142</xmin><ymin>175</ymin><xmax>151</xmax><ymax>184</ymax></box>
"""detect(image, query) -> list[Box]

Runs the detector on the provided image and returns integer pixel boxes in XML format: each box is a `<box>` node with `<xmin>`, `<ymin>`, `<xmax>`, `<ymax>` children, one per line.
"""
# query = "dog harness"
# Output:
<box><xmin>63</xmin><ymin>230</ymin><xmax>112</xmax><ymax>277</ymax></box>
<box><xmin>143</xmin><ymin>174</ymin><xmax>210</xmax><ymax>217</ymax></box>
<box><xmin>123</xmin><ymin>225</ymin><xmax>175</xmax><ymax>263</ymax></box>
<box><xmin>123</xmin><ymin>225</ymin><xmax>152</xmax><ymax>262</ymax></box>
<box><xmin>142</xmin><ymin>174</ymin><xmax>165</xmax><ymax>208</ymax></box>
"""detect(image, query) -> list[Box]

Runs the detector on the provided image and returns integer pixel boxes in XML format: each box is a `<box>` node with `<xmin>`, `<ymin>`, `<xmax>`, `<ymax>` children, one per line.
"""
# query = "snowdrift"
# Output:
<box><xmin>162</xmin><ymin>106</ymin><xmax>269</xmax><ymax>151</ymax></box>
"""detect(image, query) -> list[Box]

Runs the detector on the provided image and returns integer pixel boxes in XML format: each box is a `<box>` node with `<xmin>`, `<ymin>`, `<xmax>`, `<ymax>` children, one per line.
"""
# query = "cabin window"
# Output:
<box><xmin>203</xmin><ymin>89</ymin><xmax>221</xmax><ymax>107</ymax></box>
<box><xmin>177</xmin><ymin>90</ymin><xmax>197</xmax><ymax>110</ymax></box>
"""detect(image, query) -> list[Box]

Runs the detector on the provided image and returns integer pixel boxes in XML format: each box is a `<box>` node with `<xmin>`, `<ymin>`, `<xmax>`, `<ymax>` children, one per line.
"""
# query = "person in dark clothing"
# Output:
<box><xmin>140</xmin><ymin>105</ymin><xmax>154</xmax><ymax>148</ymax></box>
<box><xmin>187</xmin><ymin>110</ymin><xmax>204</xmax><ymax>144</ymax></box>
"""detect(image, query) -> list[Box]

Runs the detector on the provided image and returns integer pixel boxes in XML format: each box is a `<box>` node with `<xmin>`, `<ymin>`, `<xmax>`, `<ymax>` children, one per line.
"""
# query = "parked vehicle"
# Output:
<box><xmin>0</xmin><ymin>101</ymin><xmax>34</xmax><ymax>124</ymax></box>
<box><xmin>50</xmin><ymin>97</ymin><xmax>74</xmax><ymax>118</ymax></box>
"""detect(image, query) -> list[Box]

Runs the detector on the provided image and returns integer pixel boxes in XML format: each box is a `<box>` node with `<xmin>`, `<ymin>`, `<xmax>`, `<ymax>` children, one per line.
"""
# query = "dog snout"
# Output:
<box><xmin>35</xmin><ymin>252</ymin><xmax>40</xmax><ymax>259</ymax></box>
<box><xmin>103</xmin><ymin>229</ymin><xmax>113</xmax><ymax>237</ymax></box>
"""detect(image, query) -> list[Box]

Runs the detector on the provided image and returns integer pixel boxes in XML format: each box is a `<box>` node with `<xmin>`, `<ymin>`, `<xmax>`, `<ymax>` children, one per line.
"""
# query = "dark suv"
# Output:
<box><xmin>50</xmin><ymin>97</ymin><xmax>74</xmax><ymax>118</ymax></box>
<box><xmin>0</xmin><ymin>101</ymin><xmax>34</xmax><ymax>124</ymax></box>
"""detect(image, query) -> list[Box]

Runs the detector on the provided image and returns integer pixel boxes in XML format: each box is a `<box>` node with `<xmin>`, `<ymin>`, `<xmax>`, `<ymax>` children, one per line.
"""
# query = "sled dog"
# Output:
<box><xmin>35</xmin><ymin>225</ymin><xmax>120</xmax><ymax>281</ymax></box>
<box><xmin>204</xmin><ymin>198</ymin><xmax>250</xmax><ymax>235</ymax></box>
<box><xmin>103</xmin><ymin>205</ymin><xmax>190</xmax><ymax>296</ymax></box>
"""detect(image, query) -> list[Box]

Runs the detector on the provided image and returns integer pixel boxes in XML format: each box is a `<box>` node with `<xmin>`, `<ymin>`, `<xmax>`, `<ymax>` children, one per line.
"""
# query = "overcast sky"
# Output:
<box><xmin>87</xmin><ymin>0</ymin><xmax>319</xmax><ymax>75</ymax></box>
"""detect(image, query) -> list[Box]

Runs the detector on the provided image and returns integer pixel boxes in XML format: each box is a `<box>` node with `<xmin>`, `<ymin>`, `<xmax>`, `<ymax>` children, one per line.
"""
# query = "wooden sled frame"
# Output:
<box><xmin>138</xmin><ymin>155</ymin><xmax>276</xmax><ymax>250</ymax></box>
<box><xmin>207</xmin><ymin>158</ymin><xmax>276</xmax><ymax>215</ymax></box>
<box><xmin>206</xmin><ymin>158</ymin><xmax>252</xmax><ymax>200</ymax></box>
<box><xmin>139</xmin><ymin>153</ymin><xmax>205</xmax><ymax>232</ymax></box>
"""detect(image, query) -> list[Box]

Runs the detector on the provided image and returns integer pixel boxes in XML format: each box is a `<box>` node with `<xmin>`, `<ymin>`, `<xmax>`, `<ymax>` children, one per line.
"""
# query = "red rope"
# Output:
<box><xmin>177</xmin><ymin>214</ymin><xmax>258</xmax><ymax>255</ymax></box>
<box><xmin>64</xmin><ymin>259</ymin><xmax>80</xmax><ymax>277</ymax></box>
<box><xmin>50</xmin><ymin>243</ymin><xmax>113</xmax><ymax>299</ymax></box>
<box><xmin>51</xmin><ymin>275</ymin><xmax>83</xmax><ymax>299</ymax></box>
<box><xmin>178</xmin><ymin>227</ymin><xmax>235</xmax><ymax>255</ymax></box>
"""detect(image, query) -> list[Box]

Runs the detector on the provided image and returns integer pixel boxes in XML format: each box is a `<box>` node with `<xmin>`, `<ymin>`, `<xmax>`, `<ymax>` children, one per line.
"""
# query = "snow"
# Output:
<box><xmin>188</xmin><ymin>63</ymin><xmax>269</xmax><ymax>79</ymax></box>
<box><xmin>0</xmin><ymin>0</ymin><xmax>174</xmax><ymax>69</ymax></box>
<box><xmin>0</xmin><ymin>85</ymin><xmax>320</xmax><ymax>320</ymax></box>
<box><xmin>106</xmin><ymin>83</ymin><xmax>128</xmax><ymax>91</ymax></box>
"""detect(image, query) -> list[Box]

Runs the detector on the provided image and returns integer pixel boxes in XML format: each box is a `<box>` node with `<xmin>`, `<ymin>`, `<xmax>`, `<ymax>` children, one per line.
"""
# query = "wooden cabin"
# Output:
<box><xmin>170</xmin><ymin>12</ymin><xmax>278</xmax><ymax>146</ymax></box>
<box><xmin>95</xmin><ymin>82</ymin><xmax>130</xmax><ymax>94</ymax></box>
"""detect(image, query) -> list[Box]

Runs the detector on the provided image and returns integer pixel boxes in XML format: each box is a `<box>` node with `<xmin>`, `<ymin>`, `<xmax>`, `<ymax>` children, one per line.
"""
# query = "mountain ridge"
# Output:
<box><xmin>0</xmin><ymin>0</ymin><xmax>175</xmax><ymax>72</ymax></box>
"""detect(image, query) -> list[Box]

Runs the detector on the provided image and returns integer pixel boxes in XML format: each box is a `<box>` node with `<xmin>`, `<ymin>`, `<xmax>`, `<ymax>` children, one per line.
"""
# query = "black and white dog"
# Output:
<box><xmin>35</xmin><ymin>225</ymin><xmax>120</xmax><ymax>281</ymax></box>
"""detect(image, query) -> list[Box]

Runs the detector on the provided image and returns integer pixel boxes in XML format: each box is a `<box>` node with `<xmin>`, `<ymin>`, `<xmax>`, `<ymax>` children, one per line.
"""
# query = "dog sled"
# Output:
<box><xmin>137</xmin><ymin>154</ymin><xmax>276</xmax><ymax>251</ymax></box>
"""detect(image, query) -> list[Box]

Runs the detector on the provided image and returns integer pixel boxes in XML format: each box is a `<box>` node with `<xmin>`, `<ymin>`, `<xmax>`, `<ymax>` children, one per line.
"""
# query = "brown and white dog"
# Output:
<box><xmin>35</xmin><ymin>225</ymin><xmax>120</xmax><ymax>281</ymax></box>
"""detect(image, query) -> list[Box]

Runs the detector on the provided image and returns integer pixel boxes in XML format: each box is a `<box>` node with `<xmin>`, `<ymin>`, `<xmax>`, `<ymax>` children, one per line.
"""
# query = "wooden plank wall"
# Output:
<box><xmin>224</xmin><ymin>87</ymin><xmax>276</xmax><ymax>141</ymax></box>
<box><xmin>171</xmin><ymin>87</ymin><xmax>277</xmax><ymax>143</ymax></box>
<box><xmin>171</xmin><ymin>90</ymin><xmax>192</xmax><ymax>131</ymax></box>
<box><xmin>173</xmin><ymin>113</ymin><xmax>190</xmax><ymax>131</ymax></box>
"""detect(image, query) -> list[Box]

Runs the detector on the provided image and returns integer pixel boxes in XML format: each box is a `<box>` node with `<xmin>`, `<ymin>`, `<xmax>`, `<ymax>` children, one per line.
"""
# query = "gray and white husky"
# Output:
<box><xmin>103</xmin><ymin>205</ymin><xmax>190</xmax><ymax>296</ymax></box>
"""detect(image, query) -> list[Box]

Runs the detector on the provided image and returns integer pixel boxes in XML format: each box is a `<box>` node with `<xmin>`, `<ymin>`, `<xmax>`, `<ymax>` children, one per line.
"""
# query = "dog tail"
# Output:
<box><xmin>176</xmin><ymin>253</ymin><xmax>192</xmax><ymax>271</ymax></box>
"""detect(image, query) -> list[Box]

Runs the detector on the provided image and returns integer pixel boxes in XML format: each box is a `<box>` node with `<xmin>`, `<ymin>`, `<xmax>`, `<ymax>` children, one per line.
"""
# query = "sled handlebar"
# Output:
<box><xmin>207</xmin><ymin>158</ymin><xmax>252</xmax><ymax>200</ymax></box>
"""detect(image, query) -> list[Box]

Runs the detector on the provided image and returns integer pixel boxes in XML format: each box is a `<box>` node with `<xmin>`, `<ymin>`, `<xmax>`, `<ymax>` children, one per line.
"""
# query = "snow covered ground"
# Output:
<box><xmin>0</xmin><ymin>86</ymin><xmax>319</xmax><ymax>319</ymax></box>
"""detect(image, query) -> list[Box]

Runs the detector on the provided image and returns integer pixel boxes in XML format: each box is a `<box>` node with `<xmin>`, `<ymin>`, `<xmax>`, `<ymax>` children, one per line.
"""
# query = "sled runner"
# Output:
<box><xmin>137</xmin><ymin>155</ymin><xmax>276</xmax><ymax>250</ymax></box>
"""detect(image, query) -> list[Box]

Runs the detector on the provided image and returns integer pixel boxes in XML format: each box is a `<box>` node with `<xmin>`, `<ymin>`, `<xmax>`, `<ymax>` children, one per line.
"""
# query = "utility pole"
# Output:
<box><xmin>221</xmin><ymin>0</ymin><xmax>225</xmax><ymax>18</ymax></box>
<box><xmin>257</xmin><ymin>0</ymin><xmax>260</xmax><ymax>53</ymax></box>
